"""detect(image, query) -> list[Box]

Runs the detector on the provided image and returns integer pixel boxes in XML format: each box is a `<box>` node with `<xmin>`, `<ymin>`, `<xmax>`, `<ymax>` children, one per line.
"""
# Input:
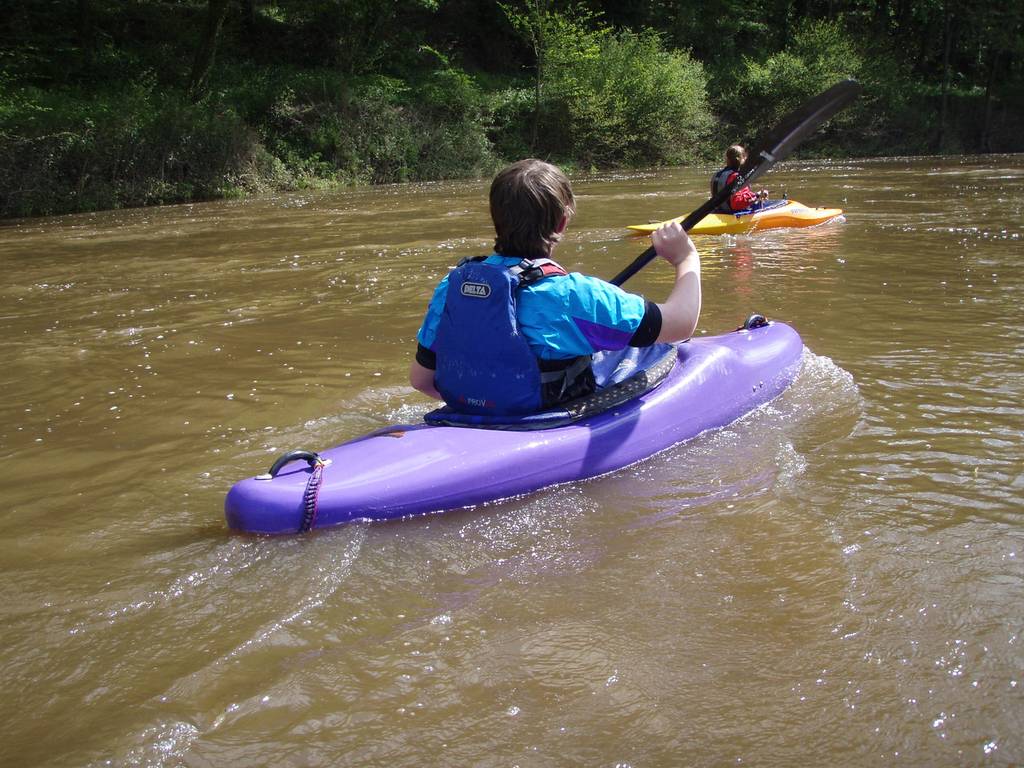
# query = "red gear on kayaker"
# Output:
<box><xmin>711</xmin><ymin>145</ymin><xmax>770</xmax><ymax>213</ymax></box>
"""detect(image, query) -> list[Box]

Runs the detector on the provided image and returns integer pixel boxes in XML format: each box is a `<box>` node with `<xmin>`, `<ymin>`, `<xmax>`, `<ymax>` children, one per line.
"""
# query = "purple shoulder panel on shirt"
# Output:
<box><xmin>573</xmin><ymin>316</ymin><xmax>633</xmax><ymax>351</ymax></box>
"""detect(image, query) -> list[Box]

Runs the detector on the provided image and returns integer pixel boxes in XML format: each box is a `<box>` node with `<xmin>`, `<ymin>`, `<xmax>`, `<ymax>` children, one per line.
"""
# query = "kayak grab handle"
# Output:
<box><xmin>256</xmin><ymin>450</ymin><xmax>330</xmax><ymax>480</ymax></box>
<box><xmin>741</xmin><ymin>314</ymin><xmax>769</xmax><ymax>330</ymax></box>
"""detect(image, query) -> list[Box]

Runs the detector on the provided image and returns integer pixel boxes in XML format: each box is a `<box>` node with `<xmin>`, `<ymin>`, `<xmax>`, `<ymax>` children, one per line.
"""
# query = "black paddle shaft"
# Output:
<box><xmin>610</xmin><ymin>79</ymin><xmax>862</xmax><ymax>287</ymax></box>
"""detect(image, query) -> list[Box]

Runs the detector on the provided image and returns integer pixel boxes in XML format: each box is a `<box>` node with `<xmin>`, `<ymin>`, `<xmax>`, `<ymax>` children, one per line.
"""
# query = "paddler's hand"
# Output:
<box><xmin>652</xmin><ymin>220</ymin><xmax>698</xmax><ymax>267</ymax></box>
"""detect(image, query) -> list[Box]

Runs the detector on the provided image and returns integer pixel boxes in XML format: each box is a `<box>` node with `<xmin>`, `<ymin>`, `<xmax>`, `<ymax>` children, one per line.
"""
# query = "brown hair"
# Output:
<box><xmin>725</xmin><ymin>144</ymin><xmax>747</xmax><ymax>169</ymax></box>
<box><xmin>489</xmin><ymin>159</ymin><xmax>576</xmax><ymax>258</ymax></box>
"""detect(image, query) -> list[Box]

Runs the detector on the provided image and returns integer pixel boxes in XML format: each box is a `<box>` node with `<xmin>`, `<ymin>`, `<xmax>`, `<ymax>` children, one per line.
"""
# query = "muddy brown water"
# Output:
<box><xmin>1</xmin><ymin>156</ymin><xmax>1021</xmax><ymax>767</ymax></box>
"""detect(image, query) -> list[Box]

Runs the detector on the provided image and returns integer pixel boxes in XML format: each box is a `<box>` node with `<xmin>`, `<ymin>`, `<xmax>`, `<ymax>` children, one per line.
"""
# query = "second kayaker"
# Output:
<box><xmin>711</xmin><ymin>144</ymin><xmax>770</xmax><ymax>212</ymax></box>
<box><xmin>409</xmin><ymin>158</ymin><xmax>701</xmax><ymax>416</ymax></box>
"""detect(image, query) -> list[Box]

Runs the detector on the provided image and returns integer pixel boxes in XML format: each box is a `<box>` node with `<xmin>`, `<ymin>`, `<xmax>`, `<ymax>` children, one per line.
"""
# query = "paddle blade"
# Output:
<box><xmin>740</xmin><ymin>78</ymin><xmax>862</xmax><ymax>187</ymax></box>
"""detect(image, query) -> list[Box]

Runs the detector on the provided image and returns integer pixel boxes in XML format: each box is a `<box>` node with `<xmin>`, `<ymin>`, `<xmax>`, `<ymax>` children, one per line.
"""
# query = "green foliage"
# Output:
<box><xmin>498</xmin><ymin>5</ymin><xmax>713</xmax><ymax>166</ymax></box>
<box><xmin>850</xmin><ymin>40</ymin><xmax>935</xmax><ymax>155</ymax></box>
<box><xmin>1</xmin><ymin>0</ymin><xmax>1022</xmax><ymax>216</ymax></box>
<box><xmin>487</xmin><ymin>86</ymin><xmax>536</xmax><ymax>160</ymax></box>
<box><xmin>724</xmin><ymin>19</ymin><xmax>863</xmax><ymax>138</ymax></box>
<box><xmin>259</xmin><ymin>0</ymin><xmax>444</xmax><ymax>75</ymax></box>
<box><xmin>0</xmin><ymin>78</ymin><xmax>259</xmax><ymax>217</ymax></box>
<box><xmin>545</xmin><ymin>29</ymin><xmax>712</xmax><ymax>165</ymax></box>
<box><xmin>231</xmin><ymin>64</ymin><xmax>497</xmax><ymax>185</ymax></box>
<box><xmin>0</xmin><ymin>53</ymin><xmax>498</xmax><ymax>215</ymax></box>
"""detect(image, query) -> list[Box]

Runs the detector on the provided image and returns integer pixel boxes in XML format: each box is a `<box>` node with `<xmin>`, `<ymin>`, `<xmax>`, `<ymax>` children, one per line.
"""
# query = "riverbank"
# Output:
<box><xmin>2</xmin><ymin>2</ymin><xmax>1020</xmax><ymax>220</ymax></box>
<box><xmin>2</xmin><ymin>71</ymin><xmax>1008</xmax><ymax>222</ymax></box>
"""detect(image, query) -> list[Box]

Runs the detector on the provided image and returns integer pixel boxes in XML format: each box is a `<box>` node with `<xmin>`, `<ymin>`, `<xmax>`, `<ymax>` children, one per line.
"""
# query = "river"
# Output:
<box><xmin>1</xmin><ymin>155</ymin><xmax>1021</xmax><ymax>766</ymax></box>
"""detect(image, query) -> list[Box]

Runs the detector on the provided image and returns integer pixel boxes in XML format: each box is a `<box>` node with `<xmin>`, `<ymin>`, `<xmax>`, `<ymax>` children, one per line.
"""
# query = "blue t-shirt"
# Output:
<box><xmin>416</xmin><ymin>254</ymin><xmax>649</xmax><ymax>360</ymax></box>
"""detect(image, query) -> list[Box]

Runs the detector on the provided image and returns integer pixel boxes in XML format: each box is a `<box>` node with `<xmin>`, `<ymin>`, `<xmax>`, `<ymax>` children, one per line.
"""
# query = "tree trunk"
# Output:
<box><xmin>937</xmin><ymin>0</ymin><xmax>953</xmax><ymax>151</ymax></box>
<box><xmin>532</xmin><ymin>40</ymin><xmax>543</xmax><ymax>152</ymax></box>
<box><xmin>981</xmin><ymin>50</ymin><xmax>999</xmax><ymax>152</ymax></box>
<box><xmin>188</xmin><ymin>0</ymin><xmax>231</xmax><ymax>102</ymax></box>
<box><xmin>241</xmin><ymin>0</ymin><xmax>257</xmax><ymax>28</ymax></box>
<box><xmin>529</xmin><ymin>1</ymin><xmax>547</xmax><ymax>153</ymax></box>
<box><xmin>873</xmin><ymin>0</ymin><xmax>890</xmax><ymax>33</ymax></box>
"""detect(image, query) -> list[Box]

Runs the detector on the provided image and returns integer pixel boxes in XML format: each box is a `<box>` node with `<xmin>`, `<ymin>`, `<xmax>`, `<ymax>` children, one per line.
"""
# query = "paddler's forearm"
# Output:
<box><xmin>656</xmin><ymin>256</ymin><xmax>701</xmax><ymax>342</ymax></box>
<box><xmin>650</xmin><ymin>220</ymin><xmax>701</xmax><ymax>343</ymax></box>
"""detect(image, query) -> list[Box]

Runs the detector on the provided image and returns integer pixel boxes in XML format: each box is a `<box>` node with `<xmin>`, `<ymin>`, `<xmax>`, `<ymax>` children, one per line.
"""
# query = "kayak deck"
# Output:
<box><xmin>627</xmin><ymin>199</ymin><xmax>843</xmax><ymax>236</ymax></box>
<box><xmin>225</xmin><ymin>321</ymin><xmax>804</xmax><ymax>534</ymax></box>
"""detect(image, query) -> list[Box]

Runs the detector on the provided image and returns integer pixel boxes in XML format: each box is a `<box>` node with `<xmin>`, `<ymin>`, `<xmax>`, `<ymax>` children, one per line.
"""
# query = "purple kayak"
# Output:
<box><xmin>225</xmin><ymin>320</ymin><xmax>803</xmax><ymax>534</ymax></box>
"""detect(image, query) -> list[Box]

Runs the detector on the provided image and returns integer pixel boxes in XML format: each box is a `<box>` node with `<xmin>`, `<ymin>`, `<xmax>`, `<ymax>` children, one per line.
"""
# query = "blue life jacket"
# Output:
<box><xmin>432</xmin><ymin>256</ymin><xmax>591</xmax><ymax>416</ymax></box>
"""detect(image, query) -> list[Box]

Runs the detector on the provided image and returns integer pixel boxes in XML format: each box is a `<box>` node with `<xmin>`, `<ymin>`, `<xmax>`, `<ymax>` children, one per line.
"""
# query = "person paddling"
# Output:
<box><xmin>410</xmin><ymin>158</ymin><xmax>701</xmax><ymax>416</ymax></box>
<box><xmin>710</xmin><ymin>144</ymin><xmax>769</xmax><ymax>213</ymax></box>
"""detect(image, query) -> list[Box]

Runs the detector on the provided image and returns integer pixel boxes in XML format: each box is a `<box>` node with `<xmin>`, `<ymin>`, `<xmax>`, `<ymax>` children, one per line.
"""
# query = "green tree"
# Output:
<box><xmin>188</xmin><ymin>0</ymin><xmax>230</xmax><ymax>101</ymax></box>
<box><xmin>546</xmin><ymin>28</ymin><xmax>712</xmax><ymax>165</ymax></box>
<box><xmin>499</xmin><ymin>0</ymin><xmax>605</xmax><ymax>151</ymax></box>
<box><xmin>722</xmin><ymin>18</ymin><xmax>863</xmax><ymax>146</ymax></box>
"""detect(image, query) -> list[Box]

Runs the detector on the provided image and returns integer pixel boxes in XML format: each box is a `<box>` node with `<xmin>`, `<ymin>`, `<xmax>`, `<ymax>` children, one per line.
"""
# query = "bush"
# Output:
<box><xmin>0</xmin><ymin>58</ymin><xmax>499</xmax><ymax>216</ymax></box>
<box><xmin>0</xmin><ymin>78</ymin><xmax>260</xmax><ymax>217</ymax></box>
<box><xmin>487</xmin><ymin>86</ymin><xmax>536</xmax><ymax>161</ymax></box>
<box><xmin>231</xmin><ymin>64</ymin><xmax>497</xmax><ymax>185</ymax></box>
<box><xmin>536</xmin><ymin>23</ymin><xmax>713</xmax><ymax>166</ymax></box>
<box><xmin>574</xmin><ymin>30</ymin><xmax>712</xmax><ymax>165</ymax></box>
<box><xmin>718</xmin><ymin>19</ymin><xmax>864</xmax><ymax>150</ymax></box>
<box><xmin>401</xmin><ymin>57</ymin><xmax>499</xmax><ymax>180</ymax></box>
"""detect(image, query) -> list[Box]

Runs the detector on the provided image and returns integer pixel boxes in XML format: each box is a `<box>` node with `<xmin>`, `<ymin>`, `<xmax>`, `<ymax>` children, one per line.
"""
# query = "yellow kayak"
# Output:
<box><xmin>627</xmin><ymin>199</ymin><xmax>844</xmax><ymax>236</ymax></box>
